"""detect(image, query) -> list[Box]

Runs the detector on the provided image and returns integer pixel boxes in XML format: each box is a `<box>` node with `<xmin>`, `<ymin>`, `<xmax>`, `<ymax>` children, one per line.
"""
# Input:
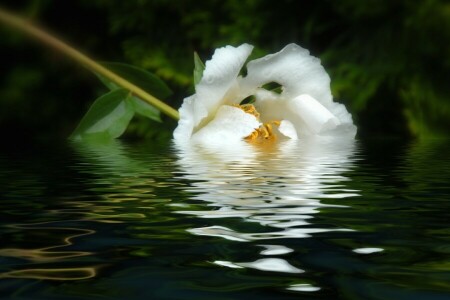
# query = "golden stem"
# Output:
<box><xmin>0</xmin><ymin>7</ymin><xmax>179</xmax><ymax>120</ymax></box>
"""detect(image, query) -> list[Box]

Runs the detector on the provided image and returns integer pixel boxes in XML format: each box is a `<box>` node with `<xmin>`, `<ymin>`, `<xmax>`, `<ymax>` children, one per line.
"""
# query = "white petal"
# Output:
<box><xmin>278</xmin><ymin>120</ymin><xmax>298</xmax><ymax>139</ymax></box>
<box><xmin>194</xmin><ymin>44</ymin><xmax>253</xmax><ymax>127</ymax></box>
<box><xmin>288</xmin><ymin>94</ymin><xmax>340</xmax><ymax>134</ymax></box>
<box><xmin>252</xmin><ymin>90</ymin><xmax>310</xmax><ymax>136</ymax></box>
<box><xmin>326</xmin><ymin>102</ymin><xmax>357</xmax><ymax>138</ymax></box>
<box><xmin>252</xmin><ymin>89</ymin><xmax>288</xmax><ymax>123</ymax></box>
<box><xmin>173</xmin><ymin>95</ymin><xmax>202</xmax><ymax>144</ymax></box>
<box><xmin>191</xmin><ymin>105</ymin><xmax>260</xmax><ymax>145</ymax></box>
<box><xmin>252</xmin><ymin>90</ymin><xmax>309</xmax><ymax>137</ymax></box>
<box><xmin>242</xmin><ymin>43</ymin><xmax>333</xmax><ymax>106</ymax></box>
<box><xmin>253</xmin><ymin>90</ymin><xmax>340</xmax><ymax>137</ymax></box>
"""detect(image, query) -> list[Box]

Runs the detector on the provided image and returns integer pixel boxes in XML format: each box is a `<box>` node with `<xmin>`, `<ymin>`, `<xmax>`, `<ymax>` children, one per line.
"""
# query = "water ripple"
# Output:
<box><xmin>1</xmin><ymin>139</ymin><xmax>449</xmax><ymax>299</ymax></box>
<box><xmin>174</xmin><ymin>138</ymin><xmax>359</xmax><ymax>282</ymax></box>
<box><xmin>175</xmin><ymin>139</ymin><xmax>358</xmax><ymax>230</ymax></box>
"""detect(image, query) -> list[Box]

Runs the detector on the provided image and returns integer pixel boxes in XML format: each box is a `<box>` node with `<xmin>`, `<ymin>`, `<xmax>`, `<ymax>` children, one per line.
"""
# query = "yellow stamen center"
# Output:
<box><xmin>233</xmin><ymin>104</ymin><xmax>281</xmax><ymax>142</ymax></box>
<box><xmin>245</xmin><ymin>120</ymin><xmax>281</xmax><ymax>142</ymax></box>
<box><xmin>233</xmin><ymin>103</ymin><xmax>260</xmax><ymax>119</ymax></box>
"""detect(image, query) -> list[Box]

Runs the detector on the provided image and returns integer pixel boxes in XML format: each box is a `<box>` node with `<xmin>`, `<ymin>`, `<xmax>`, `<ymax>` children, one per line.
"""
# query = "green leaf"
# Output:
<box><xmin>130</xmin><ymin>96</ymin><xmax>161</xmax><ymax>122</ymax></box>
<box><xmin>98</xmin><ymin>62</ymin><xmax>172</xmax><ymax>99</ymax></box>
<box><xmin>193</xmin><ymin>52</ymin><xmax>205</xmax><ymax>85</ymax></box>
<box><xmin>262</xmin><ymin>82</ymin><xmax>283</xmax><ymax>94</ymax></box>
<box><xmin>70</xmin><ymin>88</ymin><xmax>134</xmax><ymax>140</ymax></box>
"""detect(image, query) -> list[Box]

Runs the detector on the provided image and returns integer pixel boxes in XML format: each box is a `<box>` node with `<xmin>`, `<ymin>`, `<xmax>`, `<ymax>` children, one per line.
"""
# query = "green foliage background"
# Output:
<box><xmin>1</xmin><ymin>0</ymin><xmax>449</xmax><ymax>142</ymax></box>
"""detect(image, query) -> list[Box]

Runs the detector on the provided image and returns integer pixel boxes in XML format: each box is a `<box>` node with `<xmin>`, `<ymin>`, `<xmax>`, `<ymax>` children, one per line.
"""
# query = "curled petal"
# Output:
<box><xmin>194</xmin><ymin>44</ymin><xmax>253</xmax><ymax>127</ymax></box>
<box><xmin>243</xmin><ymin>43</ymin><xmax>333</xmax><ymax>106</ymax></box>
<box><xmin>288</xmin><ymin>94</ymin><xmax>340</xmax><ymax>134</ymax></box>
<box><xmin>192</xmin><ymin>105</ymin><xmax>260</xmax><ymax>145</ymax></box>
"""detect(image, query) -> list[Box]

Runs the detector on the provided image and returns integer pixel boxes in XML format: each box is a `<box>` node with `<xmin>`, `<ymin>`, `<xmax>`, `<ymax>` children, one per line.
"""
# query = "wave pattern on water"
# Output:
<box><xmin>173</xmin><ymin>139</ymin><xmax>360</xmax><ymax>290</ymax></box>
<box><xmin>0</xmin><ymin>139</ymin><xmax>449</xmax><ymax>299</ymax></box>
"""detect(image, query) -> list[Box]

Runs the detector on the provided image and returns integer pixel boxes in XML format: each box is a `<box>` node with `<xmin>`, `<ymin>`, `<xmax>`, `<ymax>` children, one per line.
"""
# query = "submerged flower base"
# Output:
<box><xmin>174</xmin><ymin>43</ymin><xmax>356</xmax><ymax>146</ymax></box>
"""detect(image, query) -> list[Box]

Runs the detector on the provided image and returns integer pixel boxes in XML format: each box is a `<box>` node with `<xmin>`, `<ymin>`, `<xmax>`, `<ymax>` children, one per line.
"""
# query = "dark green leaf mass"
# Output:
<box><xmin>98</xmin><ymin>62</ymin><xmax>172</xmax><ymax>99</ymax></box>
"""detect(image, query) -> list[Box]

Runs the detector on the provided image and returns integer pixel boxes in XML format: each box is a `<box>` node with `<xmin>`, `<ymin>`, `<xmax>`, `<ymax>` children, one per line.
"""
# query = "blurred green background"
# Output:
<box><xmin>1</xmin><ymin>0</ymin><xmax>449</xmax><ymax>142</ymax></box>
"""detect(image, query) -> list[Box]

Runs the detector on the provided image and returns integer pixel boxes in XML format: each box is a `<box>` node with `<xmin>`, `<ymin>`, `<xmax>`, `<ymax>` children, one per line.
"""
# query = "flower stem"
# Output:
<box><xmin>0</xmin><ymin>7</ymin><xmax>180</xmax><ymax>120</ymax></box>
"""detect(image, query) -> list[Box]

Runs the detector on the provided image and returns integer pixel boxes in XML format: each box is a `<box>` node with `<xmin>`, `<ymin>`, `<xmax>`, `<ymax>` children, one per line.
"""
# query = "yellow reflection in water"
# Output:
<box><xmin>0</xmin><ymin>267</ymin><xmax>97</xmax><ymax>281</ymax></box>
<box><xmin>0</xmin><ymin>248</ymin><xmax>88</xmax><ymax>262</ymax></box>
<box><xmin>0</xmin><ymin>223</ymin><xmax>94</xmax><ymax>263</ymax></box>
<box><xmin>70</xmin><ymin>140</ymin><xmax>171</xmax><ymax>223</ymax></box>
<box><xmin>0</xmin><ymin>223</ymin><xmax>96</xmax><ymax>281</ymax></box>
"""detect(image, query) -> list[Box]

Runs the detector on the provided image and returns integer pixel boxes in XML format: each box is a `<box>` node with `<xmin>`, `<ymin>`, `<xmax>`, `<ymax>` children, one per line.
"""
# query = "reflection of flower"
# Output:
<box><xmin>174</xmin><ymin>44</ymin><xmax>356</xmax><ymax>145</ymax></box>
<box><xmin>174</xmin><ymin>138</ymin><xmax>358</xmax><ymax>241</ymax></box>
<box><xmin>174</xmin><ymin>138</ymin><xmax>358</xmax><ymax>281</ymax></box>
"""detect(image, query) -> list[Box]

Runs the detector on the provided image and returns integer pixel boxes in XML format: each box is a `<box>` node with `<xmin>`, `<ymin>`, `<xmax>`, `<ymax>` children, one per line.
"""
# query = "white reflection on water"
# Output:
<box><xmin>287</xmin><ymin>283</ymin><xmax>321</xmax><ymax>292</ymax></box>
<box><xmin>258</xmin><ymin>244</ymin><xmax>294</xmax><ymax>255</ymax></box>
<box><xmin>352</xmin><ymin>247</ymin><xmax>384</xmax><ymax>254</ymax></box>
<box><xmin>174</xmin><ymin>138</ymin><xmax>359</xmax><ymax>278</ymax></box>
<box><xmin>214</xmin><ymin>258</ymin><xmax>304</xmax><ymax>273</ymax></box>
<box><xmin>175</xmin><ymin>138</ymin><xmax>359</xmax><ymax>240</ymax></box>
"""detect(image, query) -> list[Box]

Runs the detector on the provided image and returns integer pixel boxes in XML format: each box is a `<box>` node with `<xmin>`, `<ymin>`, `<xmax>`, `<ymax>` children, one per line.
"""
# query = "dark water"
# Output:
<box><xmin>0</xmin><ymin>138</ymin><xmax>449</xmax><ymax>300</ymax></box>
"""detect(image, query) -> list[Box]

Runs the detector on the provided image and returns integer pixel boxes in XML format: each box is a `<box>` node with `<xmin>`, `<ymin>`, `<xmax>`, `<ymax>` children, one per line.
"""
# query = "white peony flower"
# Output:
<box><xmin>174</xmin><ymin>43</ymin><xmax>356</xmax><ymax>145</ymax></box>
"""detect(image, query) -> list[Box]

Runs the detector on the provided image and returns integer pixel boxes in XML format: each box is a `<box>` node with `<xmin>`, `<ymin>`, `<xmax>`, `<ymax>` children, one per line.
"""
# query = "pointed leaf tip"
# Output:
<box><xmin>130</xmin><ymin>97</ymin><xmax>161</xmax><ymax>122</ymax></box>
<box><xmin>193</xmin><ymin>52</ymin><xmax>205</xmax><ymax>85</ymax></box>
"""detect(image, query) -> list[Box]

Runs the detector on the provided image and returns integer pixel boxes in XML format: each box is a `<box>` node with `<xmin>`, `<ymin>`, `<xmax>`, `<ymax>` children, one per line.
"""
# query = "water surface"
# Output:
<box><xmin>0</xmin><ymin>138</ymin><xmax>449</xmax><ymax>299</ymax></box>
